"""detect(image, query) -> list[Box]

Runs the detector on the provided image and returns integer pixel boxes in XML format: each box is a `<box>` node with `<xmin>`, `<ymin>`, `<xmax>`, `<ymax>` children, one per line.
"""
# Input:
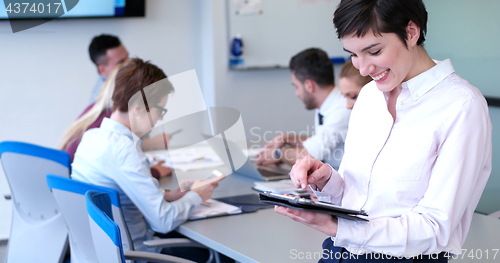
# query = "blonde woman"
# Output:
<box><xmin>58</xmin><ymin>63</ymin><xmax>171</xmax><ymax>178</ymax></box>
<box><xmin>338</xmin><ymin>59</ymin><xmax>372</xmax><ymax>109</ymax></box>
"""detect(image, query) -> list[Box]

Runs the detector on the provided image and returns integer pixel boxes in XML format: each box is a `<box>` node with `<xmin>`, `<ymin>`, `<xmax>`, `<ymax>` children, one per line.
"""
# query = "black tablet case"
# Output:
<box><xmin>259</xmin><ymin>192</ymin><xmax>368</xmax><ymax>222</ymax></box>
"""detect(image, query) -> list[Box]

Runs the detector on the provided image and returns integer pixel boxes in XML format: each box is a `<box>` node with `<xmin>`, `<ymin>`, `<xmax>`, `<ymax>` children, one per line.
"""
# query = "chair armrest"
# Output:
<box><xmin>143</xmin><ymin>238</ymin><xmax>207</xmax><ymax>249</ymax></box>
<box><xmin>123</xmin><ymin>250</ymin><xmax>196</xmax><ymax>263</ymax></box>
<box><xmin>4</xmin><ymin>194</ymin><xmax>11</xmax><ymax>200</ymax></box>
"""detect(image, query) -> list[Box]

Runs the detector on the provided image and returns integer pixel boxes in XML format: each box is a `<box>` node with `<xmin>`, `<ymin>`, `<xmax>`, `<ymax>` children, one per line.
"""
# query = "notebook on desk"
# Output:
<box><xmin>216</xmin><ymin>193</ymin><xmax>273</xmax><ymax>213</ymax></box>
<box><xmin>189</xmin><ymin>199</ymin><xmax>242</xmax><ymax>220</ymax></box>
<box><xmin>203</xmin><ymin>134</ymin><xmax>290</xmax><ymax>181</ymax></box>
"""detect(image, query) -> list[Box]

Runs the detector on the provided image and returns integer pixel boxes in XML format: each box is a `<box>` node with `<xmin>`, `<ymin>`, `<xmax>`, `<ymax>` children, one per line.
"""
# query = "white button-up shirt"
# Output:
<box><xmin>315</xmin><ymin>59</ymin><xmax>492</xmax><ymax>256</ymax></box>
<box><xmin>302</xmin><ymin>87</ymin><xmax>351</xmax><ymax>170</ymax></box>
<box><xmin>72</xmin><ymin>118</ymin><xmax>202</xmax><ymax>251</ymax></box>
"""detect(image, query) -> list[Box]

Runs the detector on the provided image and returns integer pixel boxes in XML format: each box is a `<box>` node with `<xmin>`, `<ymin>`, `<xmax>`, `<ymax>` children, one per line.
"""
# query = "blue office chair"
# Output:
<box><xmin>47</xmin><ymin>175</ymin><xmax>208</xmax><ymax>263</ymax></box>
<box><xmin>0</xmin><ymin>141</ymin><xmax>70</xmax><ymax>263</ymax></box>
<box><xmin>86</xmin><ymin>191</ymin><xmax>127</xmax><ymax>263</ymax></box>
<box><xmin>85</xmin><ymin>191</ymin><xmax>197</xmax><ymax>263</ymax></box>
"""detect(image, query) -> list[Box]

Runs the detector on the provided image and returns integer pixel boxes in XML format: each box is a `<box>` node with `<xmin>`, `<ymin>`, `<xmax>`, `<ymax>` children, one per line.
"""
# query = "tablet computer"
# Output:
<box><xmin>259</xmin><ymin>192</ymin><xmax>368</xmax><ymax>221</ymax></box>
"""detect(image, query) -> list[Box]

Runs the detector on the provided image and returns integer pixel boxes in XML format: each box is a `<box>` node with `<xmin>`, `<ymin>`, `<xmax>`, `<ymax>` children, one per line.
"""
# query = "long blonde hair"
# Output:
<box><xmin>57</xmin><ymin>63</ymin><xmax>124</xmax><ymax>150</ymax></box>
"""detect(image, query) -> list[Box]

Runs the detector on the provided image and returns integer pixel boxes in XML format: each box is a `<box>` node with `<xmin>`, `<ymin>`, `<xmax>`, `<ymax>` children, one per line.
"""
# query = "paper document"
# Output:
<box><xmin>147</xmin><ymin>146</ymin><xmax>224</xmax><ymax>171</ymax></box>
<box><xmin>189</xmin><ymin>199</ymin><xmax>242</xmax><ymax>220</ymax></box>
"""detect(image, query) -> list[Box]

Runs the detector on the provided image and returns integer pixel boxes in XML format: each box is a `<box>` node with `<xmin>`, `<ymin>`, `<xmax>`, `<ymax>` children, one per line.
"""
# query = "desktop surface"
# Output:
<box><xmin>162</xmin><ymin>172</ymin><xmax>328</xmax><ymax>263</ymax></box>
<box><xmin>178</xmin><ymin>208</ymin><xmax>327</xmax><ymax>263</ymax></box>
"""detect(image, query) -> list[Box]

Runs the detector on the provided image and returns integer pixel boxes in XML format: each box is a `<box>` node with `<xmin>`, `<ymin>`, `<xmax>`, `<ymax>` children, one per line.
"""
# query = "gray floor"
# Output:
<box><xmin>0</xmin><ymin>240</ymin><xmax>6</xmax><ymax>263</ymax></box>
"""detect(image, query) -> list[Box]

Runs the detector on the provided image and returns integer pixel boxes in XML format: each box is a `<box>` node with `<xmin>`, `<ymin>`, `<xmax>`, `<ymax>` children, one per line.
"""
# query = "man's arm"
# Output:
<box><xmin>264</xmin><ymin>133</ymin><xmax>308</xmax><ymax>149</ymax></box>
<box><xmin>280</xmin><ymin>146</ymin><xmax>309</xmax><ymax>166</ymax></box>
<box><xmin>280</xmin><ymin>133</ymin><xmax>309</xmax><ymax>147</ymax></box>
<box><xmin>256</xmin><ymin>133</ymin><xmax>309</xmax><ymax>165</ymax></box>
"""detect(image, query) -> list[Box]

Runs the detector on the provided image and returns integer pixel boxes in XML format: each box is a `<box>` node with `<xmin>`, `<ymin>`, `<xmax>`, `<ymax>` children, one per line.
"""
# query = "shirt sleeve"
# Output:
<box><xmin>311</xmin><ymin>164</ymin><xmax>345</xmax><ymax>206</ymax></box>
<box><xmin>115</xmin><ymin>144</ymin><xmax>202</xmax><ymax>233</ymax></box>
<box><xmin>302</xmin><ymin>108</ymin><xmax>350</xmax><ymax>161</ymax></box>
<box><xmin>334</xmin><ymin>97</ymin><xmax>492</xmax><ymax>255</ymax></box>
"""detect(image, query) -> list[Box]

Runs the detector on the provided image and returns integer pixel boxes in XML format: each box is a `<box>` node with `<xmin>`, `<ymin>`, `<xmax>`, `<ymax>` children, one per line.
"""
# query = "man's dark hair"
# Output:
<box><xmin>333</xmin><ymin>0</ymin><xmax>428</xmax><ymax>47</ymax></box>
<box><xmin>88</xmin><ymin>34</ymin><xmax>122</xmax><ymax>66</ymax></box>
<box><xmin>289</xmin><ymin>48</ymin><xmax>334</xmax><ymax>87</ymax></box>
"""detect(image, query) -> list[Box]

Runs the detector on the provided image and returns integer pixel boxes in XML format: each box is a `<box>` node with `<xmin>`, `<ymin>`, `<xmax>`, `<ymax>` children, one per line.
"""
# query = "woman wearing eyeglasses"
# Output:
<box><xmin>58</xmin><ymin>62</ymin><xmax>172</xmax><ymax>178</ymax></box>
<box><xmin>71</xmin><ymin>58</ymin><xmax>220</xmax><ymax>253</ymax></box>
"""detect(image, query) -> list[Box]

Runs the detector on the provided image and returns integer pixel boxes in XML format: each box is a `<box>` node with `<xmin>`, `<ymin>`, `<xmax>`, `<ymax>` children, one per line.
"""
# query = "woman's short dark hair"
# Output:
<box><xmin>289</xmin><ymin>48</ymin><xmax>334</xmax><ymax>87</ymax></box>
<box><xmin>333</xmin><ymin>0</ymin><xmax>428</xmax><ymax>47</ymax></box>
<box><xmin>113</xmin><ymin>58</ymin><xmax>173</xmax><ymax>112</ymax></box>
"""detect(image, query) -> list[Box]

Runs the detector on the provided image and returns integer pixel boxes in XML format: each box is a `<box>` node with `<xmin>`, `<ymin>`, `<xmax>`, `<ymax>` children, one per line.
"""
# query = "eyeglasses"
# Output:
<box><xmin>150</xmin><ymin>105</ymin><xmax>168</xmax><ymax>117</ymax></box>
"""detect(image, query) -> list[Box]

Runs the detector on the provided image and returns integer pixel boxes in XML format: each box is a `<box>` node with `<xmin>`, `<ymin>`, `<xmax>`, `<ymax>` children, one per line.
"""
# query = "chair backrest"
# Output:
<box><xmin>0</xmin><ymin>141</ymin><xmax>70</xmax><ymax>263</ymax></box>
<box><xmin>46</xmin><ymin>174</ymin><xmax>133</xmax><ymax>263</ymax></box>
<box><xmin>86</xmin><ymin>191</ymin><xmax>126</xmax><ymax>263</ymax></box>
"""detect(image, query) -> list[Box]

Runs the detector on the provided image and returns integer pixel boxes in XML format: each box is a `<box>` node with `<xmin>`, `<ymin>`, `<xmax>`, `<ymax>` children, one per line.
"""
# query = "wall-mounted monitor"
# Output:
<box><xmin>0</xmin><ymin>0</ymin><xmax>145</xmax><ymax>20</ymax></box>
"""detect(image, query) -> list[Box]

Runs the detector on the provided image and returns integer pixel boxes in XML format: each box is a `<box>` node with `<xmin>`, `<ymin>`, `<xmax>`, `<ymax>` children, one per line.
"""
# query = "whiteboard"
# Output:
<box><xmin>227</xmin><ymin>0</ymin><xmax>500</xmax><ymax>99</ymax></box>
<box><xmin>227</xmin><ymin>0</ymin><xmax>346</xmax><ymax>69</ymax></box>
<box><xmin>424</xmin><ymin>0</ymin><xmax>500</xmax><ymax>99</ymax></box>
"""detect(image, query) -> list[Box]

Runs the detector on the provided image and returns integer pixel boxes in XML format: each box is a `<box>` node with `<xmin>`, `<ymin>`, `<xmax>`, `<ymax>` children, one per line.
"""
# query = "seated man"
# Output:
<box><xmin>257</xmin><ymin>48</ymin><xmax>351</xmax><ymax>170</ymax></box>
<box><xmin>88</xmin><ymin>34</ymin><xmax>129</xmax><ymax>103</ymax></box>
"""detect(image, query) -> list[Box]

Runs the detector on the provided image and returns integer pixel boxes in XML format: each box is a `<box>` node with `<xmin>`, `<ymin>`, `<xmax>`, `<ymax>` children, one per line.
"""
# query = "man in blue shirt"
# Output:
<box><xmin>88</xmin><ymin>34</ymin><xmax>129</xmax><ymax>103</ymax></box>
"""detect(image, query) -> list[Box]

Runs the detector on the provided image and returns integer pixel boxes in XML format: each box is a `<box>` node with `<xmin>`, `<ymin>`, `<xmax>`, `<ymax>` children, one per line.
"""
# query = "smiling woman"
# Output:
<box><xmin>275</xmin><ymin>1</ymin><xmax>492</xmax><ymax>262</ymax></box>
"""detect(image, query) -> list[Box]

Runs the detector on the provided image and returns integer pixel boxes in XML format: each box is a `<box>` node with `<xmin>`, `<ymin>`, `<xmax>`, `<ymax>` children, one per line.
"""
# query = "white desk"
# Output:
<box><xmin>161</xmin><ymin>167</ymin><xmax>500</xmax><ymax>263</ymax></box>
<box><xmin>162</xmin><ymin>173</ymin><xmax>328</xmax><ymax>263</ymax></box>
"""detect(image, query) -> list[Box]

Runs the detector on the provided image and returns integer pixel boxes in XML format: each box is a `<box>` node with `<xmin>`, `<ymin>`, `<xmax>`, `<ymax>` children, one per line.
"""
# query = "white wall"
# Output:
<box><xmin>0</xmin><ymin>0</ymin><xmax>206</xmax><ymax>240</ymax></box>
<box><xmin>0</xmin><ymin>0</ymin><xmax>205</xmax><ymax>148</ymax></box>
<box><xmin>209</xmin><ymin>0</ymin><xmax>317</xmax><ymax>146</ymax></box>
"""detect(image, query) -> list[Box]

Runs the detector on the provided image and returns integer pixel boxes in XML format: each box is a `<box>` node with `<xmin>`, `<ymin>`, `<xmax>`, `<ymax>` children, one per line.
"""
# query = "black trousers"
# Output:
<box><xmin>156</xmin><ymin>231</ymin><xmax>235</xmax><ymax>263</ymax></box>
<box><xmin>319</xmin><ymin>237</ymin><xmax>448</xmax><ymax>263</ymax></box>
